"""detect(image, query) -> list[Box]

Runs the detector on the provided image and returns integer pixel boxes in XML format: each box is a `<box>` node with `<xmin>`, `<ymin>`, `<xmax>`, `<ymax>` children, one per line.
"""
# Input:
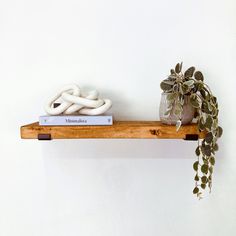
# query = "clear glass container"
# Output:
<box><xmin>159</xmin><ymin>92</ymin><xmax>195</xmax><ymax>125</ymax></box>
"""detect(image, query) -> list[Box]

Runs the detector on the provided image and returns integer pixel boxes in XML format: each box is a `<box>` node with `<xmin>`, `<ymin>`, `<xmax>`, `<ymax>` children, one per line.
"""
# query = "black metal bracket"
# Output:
<box><xmin>38</xmin><ymin>134</ymin><xmax>52</xmax><ymax>140</ymax></box>
<box><xmin>184</xmin><ymin>134</ymin><xmax>199</xmax><ymax>141</ymax></box>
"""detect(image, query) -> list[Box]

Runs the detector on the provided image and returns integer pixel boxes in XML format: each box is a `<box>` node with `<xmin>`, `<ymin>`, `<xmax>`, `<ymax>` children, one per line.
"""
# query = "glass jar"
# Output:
<box><xmin>159</xmin><ymin>92</ymin><xmax>195</xmax><ymax>125</ymax></box>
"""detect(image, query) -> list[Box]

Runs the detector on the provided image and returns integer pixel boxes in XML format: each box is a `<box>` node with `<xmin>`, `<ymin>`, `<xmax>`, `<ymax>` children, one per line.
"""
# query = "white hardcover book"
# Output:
<box><xmin>39</xmin><ymin>115</ymin><xmax>113</xmax><ymax>126</ymax></box>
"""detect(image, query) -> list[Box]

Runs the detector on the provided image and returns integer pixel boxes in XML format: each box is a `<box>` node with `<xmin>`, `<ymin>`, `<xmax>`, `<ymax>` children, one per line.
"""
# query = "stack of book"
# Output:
<box><xmin>39</xmin><ymin>115</ymin><xmax>113</xmax><ymax>126</ymax></box>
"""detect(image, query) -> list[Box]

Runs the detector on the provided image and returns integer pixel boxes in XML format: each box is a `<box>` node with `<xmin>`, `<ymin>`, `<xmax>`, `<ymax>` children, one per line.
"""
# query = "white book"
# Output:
<box><xmin>39</xmin><ymin>115</ymin><xmax>113</xmax><ymax>126</ymax></box>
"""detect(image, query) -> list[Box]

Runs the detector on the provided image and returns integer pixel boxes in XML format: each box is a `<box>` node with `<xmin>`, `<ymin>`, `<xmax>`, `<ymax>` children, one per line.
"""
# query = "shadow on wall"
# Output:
<box><xmin>41</xmin><ymin>139</ymin><xmax>198</xmax><ymax>159</ymax></box>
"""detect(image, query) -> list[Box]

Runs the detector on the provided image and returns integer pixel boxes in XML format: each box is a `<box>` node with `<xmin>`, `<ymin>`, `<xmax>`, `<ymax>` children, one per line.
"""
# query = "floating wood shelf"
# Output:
<box><xmin>20</xmin><ymin>121</ymin><xmax>205</xmax><ymax>140</ymax></box>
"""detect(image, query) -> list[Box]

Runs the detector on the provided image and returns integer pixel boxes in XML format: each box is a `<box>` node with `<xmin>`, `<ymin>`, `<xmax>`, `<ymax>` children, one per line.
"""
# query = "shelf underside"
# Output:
<box><xmin>20</xmin><ymin>121</ymin><xmax>205</xmax><ymax>140</ymax></box>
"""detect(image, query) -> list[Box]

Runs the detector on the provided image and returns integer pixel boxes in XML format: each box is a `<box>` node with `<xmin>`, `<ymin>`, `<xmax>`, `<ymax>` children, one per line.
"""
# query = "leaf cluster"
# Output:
<box><xmin>160</xmin><ymin>62</ymin><xmax>223</xmax><ymax>199</ymax></box>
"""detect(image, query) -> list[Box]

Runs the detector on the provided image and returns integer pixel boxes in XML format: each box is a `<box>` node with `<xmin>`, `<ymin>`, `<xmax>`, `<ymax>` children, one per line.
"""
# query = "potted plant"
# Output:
<box><xmin>160</xmin><ymin>62</ymin><xmax>223</xmax><ymax>199</ymax></box>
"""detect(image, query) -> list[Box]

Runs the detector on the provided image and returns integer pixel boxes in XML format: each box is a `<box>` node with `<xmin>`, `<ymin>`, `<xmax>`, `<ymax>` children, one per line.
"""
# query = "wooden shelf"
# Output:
<box><xmin>20</xmin><ymin>121</ymin><xmax>205</xmax><ymax>140</ymax></box>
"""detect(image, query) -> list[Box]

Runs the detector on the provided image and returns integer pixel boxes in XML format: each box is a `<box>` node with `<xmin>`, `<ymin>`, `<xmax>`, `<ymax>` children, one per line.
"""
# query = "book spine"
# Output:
<box><xmin>39</xmin><ymin>116</ymin><xmax>113</xmax><ymax>126</ymax></box>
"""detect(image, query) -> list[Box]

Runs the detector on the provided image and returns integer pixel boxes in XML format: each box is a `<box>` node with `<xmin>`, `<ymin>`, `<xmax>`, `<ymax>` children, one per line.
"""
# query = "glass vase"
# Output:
<box><xmin>159</xmin><ymin>92</ymin><xmax>195</xmax><ymax>125</ymax></box>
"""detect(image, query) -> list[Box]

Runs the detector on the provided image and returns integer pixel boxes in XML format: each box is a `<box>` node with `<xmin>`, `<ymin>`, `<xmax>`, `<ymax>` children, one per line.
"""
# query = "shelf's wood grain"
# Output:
<box><xmin>20</xmin><ymin>121</ymin><xmax>205</xmax><ymax>140</ymax></box>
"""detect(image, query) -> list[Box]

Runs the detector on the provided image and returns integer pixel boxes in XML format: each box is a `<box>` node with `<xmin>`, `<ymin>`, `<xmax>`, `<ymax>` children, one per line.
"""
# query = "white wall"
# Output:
<box><xmin>0</xmin><ymin>0</ymin><xmax>236</xmax><ymax>235</ymax></box>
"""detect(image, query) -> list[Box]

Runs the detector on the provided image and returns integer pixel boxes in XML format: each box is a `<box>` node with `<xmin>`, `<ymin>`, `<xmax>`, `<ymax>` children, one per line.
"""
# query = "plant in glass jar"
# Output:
<box><xmin>160</xmin><ymin>62</ymin><xmax>223</xmax><ymax>199</ymax></box>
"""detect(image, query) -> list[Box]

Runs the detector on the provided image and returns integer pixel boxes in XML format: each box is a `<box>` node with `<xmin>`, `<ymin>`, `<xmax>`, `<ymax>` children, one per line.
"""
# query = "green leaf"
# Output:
<box><xmin>160</xmin><ymin>81</ymin><xmax>173</xmax><ymax>91</ymax></box>
<box><xmin>193</xmin><ymin>161</ymin><xmax>199</xmax><ymax>171</ymax></box>
<box><xmin>209</xmin><ymin>156</ymin><xmax>215</xmax><ymax>165</ymax></box>
<box><xmin>201</xmin><ymin>164</ymin><xmax>209</xmax><ymax>174</ymax></box>
<box><xmin>190</xmin><ymin>96</ymin><xmax>200</xmax><ymax>108</ymax></box>
<box><xmin>183</xmin><ymin>80</ymin><xmax>194</xmax><ymax>87</ymax></box>
<box><xmin>208</xmin><ymin>181</ymin><xmax>212</xmax><ymax>189</ymax></box>
<box><xmin>179</xmin><ymin>94</ymin><xmax>184</xmax><ymax>104</ymax></box>
<box><xmin>173</xmin><ymin>84</ymin><xmax>179</xmax><ymax>92</ymax></box>
<box><xmin>209</xmin><ymin>166</ymin><xmax>213</xmax><ymax>174</ymax></box>
<box><xmin>217</xmin><ymin>126</ymin><xmax>223</xmax><ymax>138</ymax></box>
<box><xmin>194</xmin><ymin>71</ymin><xmax>204</xmax><ymax>81</ymax></box>
<box><xmin>201</xmin><ymin>183</ymin><xmax>206</xmax><ymax>189</ymax></box>
<box><xmin>200</xmin><ymin>89</ymin><xmax>206</xmax><ymax>99</ymax></box>
<box><xmin>205</xmin><ymin>116</ymin><xmax>213</xmax><ymax>129</ymax></box>
<box><xmin>207</xmin><ymin>103</ymin><xmax>213</xmax><ymax>112</ymax></box>
<box><xmin>202</xmin><ymin>145</ymin><xmax>212</xmax><ymax>156</ymax></box>
<box><xmin>177</xmin><ymin>84</ymin><xmax>182</xmax><ymax>95</ymax></box>
<box><xmin>193</xmin><ymin>187</ymin><xmax>199</xmax><ymax>194</ymax></box>
<box><xmin>202</xmin><ymin>101</ymin><xmax>210</xmax><ymax>113</ymax></box>
<box><xmin>167</xmin><ymin>93</ymin><xmax>176</xmax><ymax>101</ymax></box>
<box><xmin>184</xmin><ymin>67</ymin><xmax>195</xmax><ymax>78</ymax></box>
<box><xmin>175</xmin><ymin>63</ymin><xmax>181</xmax><ymax>73</ymax></box>
<box><xmin>212</xmin><ymin>96</ymin><xmax>217</xmax><ymax>104</ymax></box>
<box><xmin>164</xmin><ymin>79</ymin><xmax>175</xmax><ymax>85</ymax></box>
<box><xmin>212</xmin><ymin>119</ymin><xmax>218</xmax><ymax>129</ymax></box>
<box><xmin>195</xmin><ymin>146</ymin><xmax>200</xmax><ymax>156</ymax></box>
<box><xmin>194</xmin><ymin>174</ymin><xmax>200</xmax><ymax>181</ymax></box>
<box><xmin>213</xmin><ymin>143</ymin><xmax>219</xmax><ymax>151</ymax></box>
<box><xmin>198</xmin><ymin>117</ymin><xmax>205</xmax><ymax>131</ymax></box>
<box><xmin>197</xmin><ymin>82</ymin><xmax>204</xmax><ymax>91</ymax></box>
<box><xmin>205</xmin><ymin>132</ymin><xmax>213</xmax><ymax>143</ymax></box>
<box><xmin>201</xmin><ymin>176</ymin><xmax>208</xmax><ymax>183</ymax></box>
<box><xmin>182</xmin><ymin>84</ymin><xmax>189</xmax><ymax>94</ymax></box>
<box><xmin>214</xmin><ymin>109</ymin><xmax>219</xmax><ymax>117</ymax></box>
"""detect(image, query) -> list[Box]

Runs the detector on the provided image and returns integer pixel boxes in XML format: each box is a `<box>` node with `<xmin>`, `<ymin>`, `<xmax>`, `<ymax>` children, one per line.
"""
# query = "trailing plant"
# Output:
<box><xmin>160</xmin><ymin>62</ymin><xmax>223</xmax><ymax>199</ymax></box>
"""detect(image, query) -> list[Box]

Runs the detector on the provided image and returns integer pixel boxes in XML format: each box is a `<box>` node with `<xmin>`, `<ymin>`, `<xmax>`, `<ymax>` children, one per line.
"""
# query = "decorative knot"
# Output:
<box><xmin>44</xmin><ymin>84</ymin><xmax>112</xmax><ymax>116</ymax></box>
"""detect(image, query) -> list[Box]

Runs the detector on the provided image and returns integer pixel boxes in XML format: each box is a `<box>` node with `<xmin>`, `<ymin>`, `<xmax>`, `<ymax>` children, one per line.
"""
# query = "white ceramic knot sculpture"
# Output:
<box><xmin>44</xmin><ymin>84</ymin><xmax>112</xmax><ymax>115</ymax></box>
